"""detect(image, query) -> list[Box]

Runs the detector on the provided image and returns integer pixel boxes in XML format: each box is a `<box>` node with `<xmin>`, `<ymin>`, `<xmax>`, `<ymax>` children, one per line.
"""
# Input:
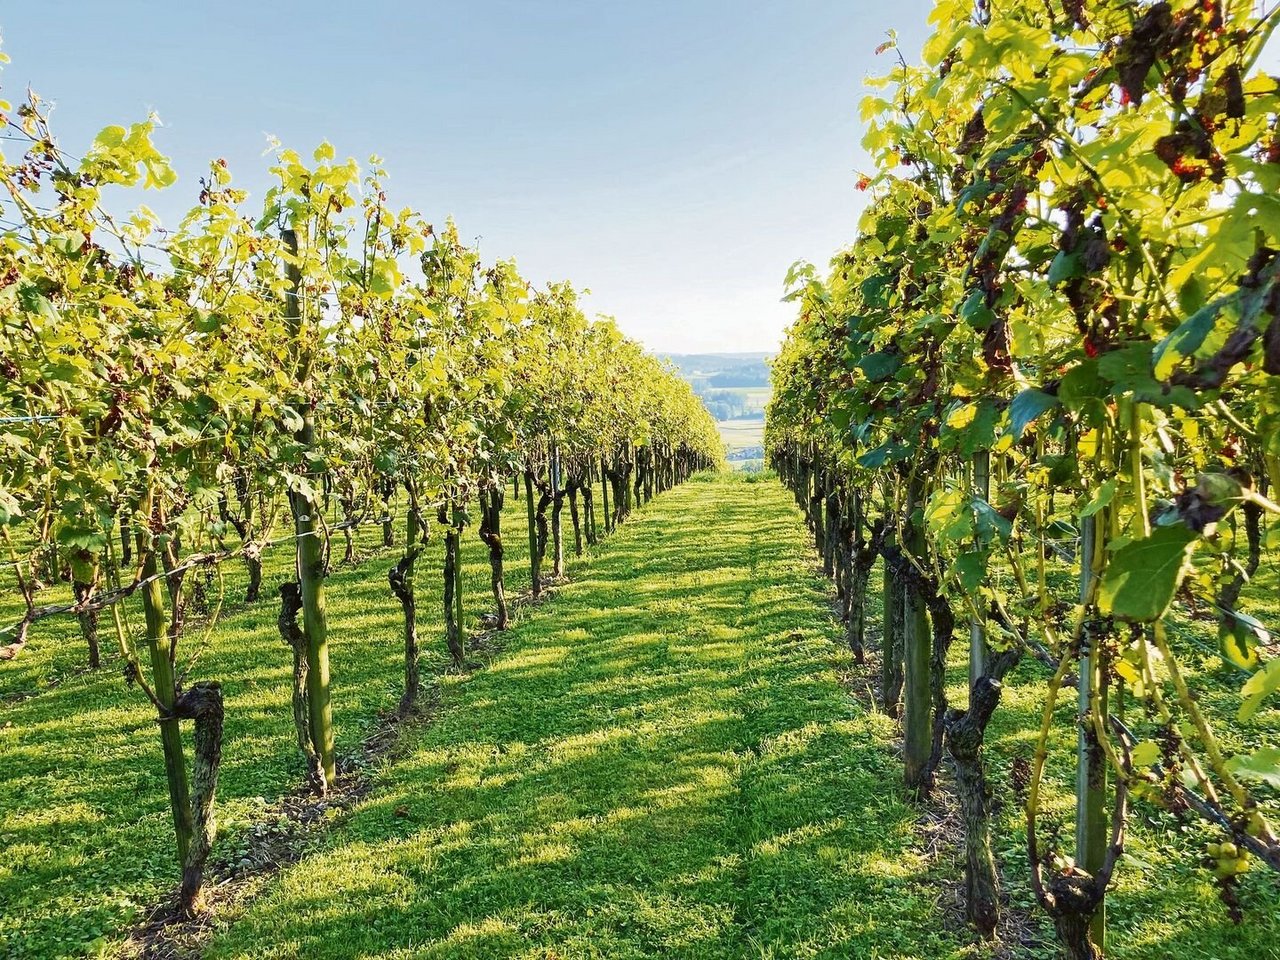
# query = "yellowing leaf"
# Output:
<box><xmin>1131</xmin><ymin>741</ymin><xmax>1161</xmax><ymax>768</ymax></box>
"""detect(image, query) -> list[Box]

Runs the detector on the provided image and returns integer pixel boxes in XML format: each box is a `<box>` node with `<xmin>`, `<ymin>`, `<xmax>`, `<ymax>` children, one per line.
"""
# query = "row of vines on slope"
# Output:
<box><xmin>0</xmin><ymin>42</ymin><xmax>721</xmax><ymax>918</ymax></box>
<box><xmin>767</xmin><ymin>1</ymin><xmax>1279</xmax><ymax>957</ymax></box>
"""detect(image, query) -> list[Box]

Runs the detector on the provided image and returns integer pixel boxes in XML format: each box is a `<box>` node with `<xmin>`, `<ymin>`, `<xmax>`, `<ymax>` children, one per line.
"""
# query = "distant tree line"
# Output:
<box><xmin>707</xmin><ymin>366</ymin><xmax>769</xmax><ymax>388</ymax></box>
<box><xmin>701</xmin><ymin>389</ymin><xmax>750</xmax><ymax>421</ymax></box>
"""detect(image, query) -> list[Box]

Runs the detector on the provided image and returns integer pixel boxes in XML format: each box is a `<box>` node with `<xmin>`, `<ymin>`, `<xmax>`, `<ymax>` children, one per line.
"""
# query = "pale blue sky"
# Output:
<box><xmin>2</xmin><ymin>2</ymin><xmax>934</xmax><ymax>352</ymax></box>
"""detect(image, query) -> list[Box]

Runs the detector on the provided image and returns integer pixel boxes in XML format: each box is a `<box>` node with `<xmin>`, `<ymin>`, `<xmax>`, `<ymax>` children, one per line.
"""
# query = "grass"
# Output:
<box><xmin>201</xmin><ymin>473</ymin><xmax>965</xmax><ymax>959</ymax></box>
<box><xmin>2</xmin><ymin>473</ymin><xmax>1278</xmax><ymax>959</ymax></box>
<box><xmin>0</xmin><ymin>476</ymin><xmax>587</xmax><ymax>959</ymax></box>
<box><xmin>956</xmin><ymin>555</ymin><xmax>1280</xmax><ymax>960</ymax></box>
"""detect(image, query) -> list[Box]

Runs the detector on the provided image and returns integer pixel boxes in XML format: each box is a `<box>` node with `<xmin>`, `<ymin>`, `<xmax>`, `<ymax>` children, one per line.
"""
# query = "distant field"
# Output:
<box><xmin>718</xmin><ymin>418</ymin><xmax>763</xmax><ymax>452</ymax></box>
<box><xmin>736</xmin><ymin>386</ymin><xmax>772</xmax><ymax>410</ymax></box>
<box><xmin>662</xmin><ymin>353</ymin><xmax>773</xmax><ymax>421</ymax></box>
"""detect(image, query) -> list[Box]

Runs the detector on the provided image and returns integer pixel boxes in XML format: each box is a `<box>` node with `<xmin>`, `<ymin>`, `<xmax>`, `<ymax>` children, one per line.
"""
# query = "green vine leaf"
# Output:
<box><xmin>1098</xmin><ymin>525</ymin><xmax>1199</xmax><ymax>622</ymax></box>
<box><xmin>1130</xmin><ymin>741</ymin><xmax>1162</xmax><ymax>768</ymax></box>
<box><xmin>1225</xmin><ymin>746</ymin><xmax>1280</xmax><ymax>789</ymax></box>
<box><xmin>1239</xmin><ymin>659</ymin><xmax>1280</xmax><ymax>722</ymax></box>
<box><xmin>1047</xmin><ymin>250</ymin><xmax>1084</xmax><ymax>285</ymax></box>
<box><xmin>1153</xmin><ymin>302</ymin><xmax>1220</xmax><ymax>380</ymax></box>
<box><xmin>856</xmin><ymin>441</ymin><xmax>910</xmax><ymax>469</ymax></box>
<box><xmin>856</xmin><ymin>352</ymin><xmax>900</xmax><ymax>382</ymax></box>
<box><xmin>1007</xmin><ymin>389</ymin><xmax>1057</xmax><ymax>439</ymax></box>
<box><xmin>1219</xmin><ymin>609</ymin><xmax>1267</xmax><ymax>671</ymax></box>
<box><xmin>1079</xmin><ymin>479</ymin><xmax>1116</xmax><ymax>519</ymax></box>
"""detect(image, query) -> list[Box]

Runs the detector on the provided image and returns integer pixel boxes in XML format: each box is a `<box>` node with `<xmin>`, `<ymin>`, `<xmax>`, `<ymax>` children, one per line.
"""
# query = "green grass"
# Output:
<box><xmin>203</xmin><ymin>474</ymin><xmax>962</xmax><ymax>959</ymax></box>
<box><xmin>956</xmin><ymin>555</ymin><xmax>1280</xmax><ymax>960</ymax></box>
<box><xmin>3</xmin><ymin>474</ymin><xmax>1278</xmax><ymax>959</ymax></box>
<box><xmin>0</xmin><ymin>477</ymin><xmax>582</xmax><ymax>960</ymax></box>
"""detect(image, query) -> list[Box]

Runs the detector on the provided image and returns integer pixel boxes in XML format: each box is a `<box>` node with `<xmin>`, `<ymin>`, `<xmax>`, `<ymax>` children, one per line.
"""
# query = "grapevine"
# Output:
<box><xmin>767</xmin><ymin>1</ymin><xmax>1280</xmax><ymax>956</ymax></box>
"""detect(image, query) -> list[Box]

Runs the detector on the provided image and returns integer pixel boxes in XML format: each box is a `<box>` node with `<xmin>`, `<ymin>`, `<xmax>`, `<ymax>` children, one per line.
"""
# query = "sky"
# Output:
<box><xmin>0</xmin><ymin>1</ymin><xmax>935</xmax><ymax>354</ymax></box>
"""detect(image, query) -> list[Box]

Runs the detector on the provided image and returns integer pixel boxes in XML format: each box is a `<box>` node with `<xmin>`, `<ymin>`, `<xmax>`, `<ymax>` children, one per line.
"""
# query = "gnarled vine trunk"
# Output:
<box><xmin>278</xmin><ymin>581</ymin><xmax>324</xmax><ymax>791</ymax></box>
<box><xmin>944</xmin><ymin>647</ymin><xmax>1020</xmax><ymax>938</ymax></box>
<box><xmin>173</xmin><ymin>681</ymin><xmax>224</xmax><ymax>917</ymax></box>
<box><xmin>73</xmin><ymin>576</ymin><xmax>100</xmax><ymax>669</ymax></box>
<box><xmin>822</xmin><ymin>477</ymin><xmax>839</xmax><ymax>580</ymax></box>
<box><xmin>388</xmin><ymin>499</ymin><xmax>424</xmax><ymax>715</ymax></box>
<box><xmin>901</xmin><ymin>477</ymin><xmax>932</xmax><ymax>800</ymax></box>
<box><xmin>243</xmin><ymin>543</ymin><xmax>263</xmax><ymax>605</ymax></box>
<box><xmin>583</xmin><ymin>472</ymin><xmax>598</xmax><ymax>546</ymax></box>
<box><xmin>846</xmin><ymin>507</ymin><xmax>880</xmax><ymax>666</ymax></box>
<box><xmin>139</xmin><ymin>529</ymin><xmax>195</xmax><ymax>873</ymax></box>
<box><xmin>479</xmin><ymin>485</ymin><xmax>508</xmax><ymax>629</ymax></box>
<box><xmin>535</xmin><ymin>487</ymin><xmax>552</xmax><ymax>577</ymax></box>
<box><xmin>282</xmin><ymin>227</ymin><xmax>336</xmax><ymax>790</ymax></box>
<box><xmin>600</xmin><ymin>456</ymin><xmax>612</xmax><ymax>535</ymax></box>
<box><xmin>881</xmin><ymin>548</ymin><xmax>905</xmax><ymax>718</ymax></box>
<box><xmin>118</xmin><ymin>511</ymin><xmax>133</xmax><ymax>567</ymax></box>
<box><xmin>381</xmin><ymin>476</ymin><xmax>396</xmax><ymax>548</ymax></box>
<box><xmin>568</xmin><ymin>482</ymin><xmax>583</xmax><ymax>556</ymax></box>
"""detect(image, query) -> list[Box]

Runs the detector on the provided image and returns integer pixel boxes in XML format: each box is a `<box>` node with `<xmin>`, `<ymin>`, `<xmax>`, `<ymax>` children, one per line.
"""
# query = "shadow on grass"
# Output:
<box><xmin>203</xmin><ymin>479</ymin><xmax>966</xmax><ymax>960</ymax></box>
<box><xmin>0</xmin><ymin>479</ymin><xmax>594</xmax><ymax>960</ymax></box>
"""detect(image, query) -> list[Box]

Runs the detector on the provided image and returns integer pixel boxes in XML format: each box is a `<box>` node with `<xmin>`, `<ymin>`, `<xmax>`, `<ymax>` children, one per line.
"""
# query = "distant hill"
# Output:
<box><xmin>659</xmin><ymin>352</ymin><xmax>772</xmax><ymax>377</ymax></box>
<box><xmin>658</xmin><ymin>353</ymin><xmax>773</xmax><ymax>451</ymax></box>
<box><xmin>659</xmin><ymin>353</ymin><xmax>772</xmax><ymax>394</ymax></box>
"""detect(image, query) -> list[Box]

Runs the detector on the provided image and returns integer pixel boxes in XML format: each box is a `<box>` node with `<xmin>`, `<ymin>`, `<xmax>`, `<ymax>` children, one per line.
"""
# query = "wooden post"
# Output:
<box><xmin>881</xmin><ymin>530</ymin><xmax>904</xmax><ymax>717</ymax></box>
<box><xmin>903</xmin><ymin>474</ymin><xmax>932</xmax><ymax>798</ymax></box>
<box><xmin>525</xmin><ymin>468</ymin><xmax>540</xmax><ymax>597</ymax></box>
<box><xmin>969</xmin><ymin>450</ymin><xmax>991</xmax><ymax>688</ymax></box>
<box><xmin>601</xmin><ymin>455</ymin><xmax>612</xmax><ymax>534</ymax></box>
<box><xmin>1077</xmin><ymin>508</ymin><xmax>1107</xmax><ymax>948</ymax></box>
<box><xmin>551</xmin><ymin>442</ymin><xmax>565</xmax><ymax>578</ymax></box>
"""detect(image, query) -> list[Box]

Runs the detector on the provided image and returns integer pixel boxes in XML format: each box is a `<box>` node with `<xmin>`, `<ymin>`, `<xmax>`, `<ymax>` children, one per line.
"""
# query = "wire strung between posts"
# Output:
<box><xmin>0</xmin><ymin>415</ymin><xmax>61</xmax><ymax>424</ymax></box>
<box><xmin>1110</xmin><ymin>714</ymin><xmax>1280</xmax><ymax>872</ymax></box>
<box><xmin>0</xmin><ymin>128</ymin><xmax>85</xmax><ymax>165</ymax></box>
<box><xmin>0</xmin><ymin>502</ymin><xmax>448</xmax><ymax>639</ymax></box>
<box><xmin>0</xmin><ymin>236</ymin><xmax>347</xmax><ymax>312</ymax></box>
